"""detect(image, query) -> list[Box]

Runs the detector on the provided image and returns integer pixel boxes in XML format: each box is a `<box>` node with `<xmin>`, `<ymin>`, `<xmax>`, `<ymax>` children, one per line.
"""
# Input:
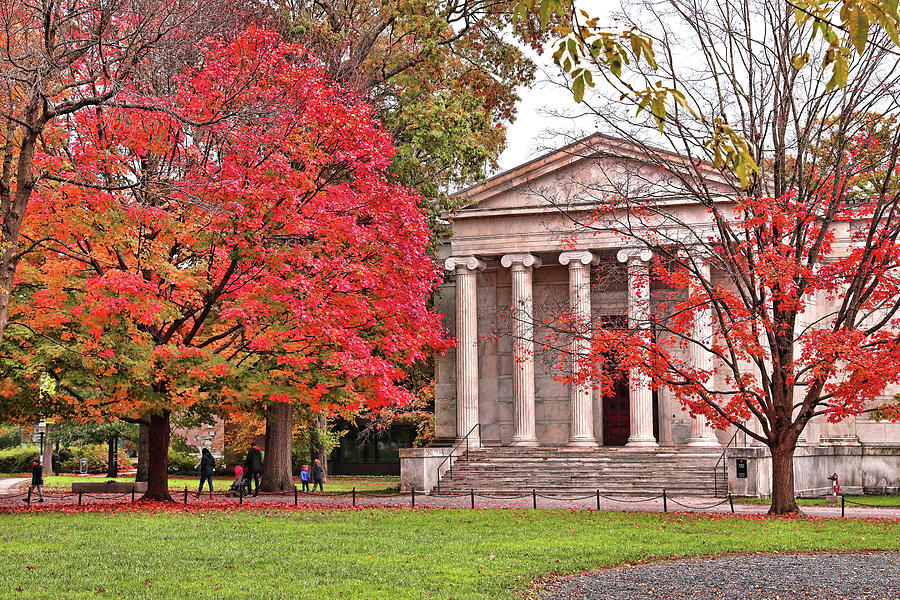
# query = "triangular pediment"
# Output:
<box><xmin>451</xmin><ymin>133</ymin><xmax>735</xmax><ymax>217</ymax></box>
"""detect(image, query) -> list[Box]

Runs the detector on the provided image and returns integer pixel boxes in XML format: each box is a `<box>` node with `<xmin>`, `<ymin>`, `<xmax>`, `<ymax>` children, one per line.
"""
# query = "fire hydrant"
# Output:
<box><xmin>826</xmin><ymin>472</ymin><xmax>840</xmax><ymax>496</ymax></box>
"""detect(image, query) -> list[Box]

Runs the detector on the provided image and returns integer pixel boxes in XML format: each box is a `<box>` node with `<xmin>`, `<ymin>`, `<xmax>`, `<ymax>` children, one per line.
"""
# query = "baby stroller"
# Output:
<box><xmin>226</xmin><ymin>465</ymin><xmax>252</xmax><ymax>497</ymax></box>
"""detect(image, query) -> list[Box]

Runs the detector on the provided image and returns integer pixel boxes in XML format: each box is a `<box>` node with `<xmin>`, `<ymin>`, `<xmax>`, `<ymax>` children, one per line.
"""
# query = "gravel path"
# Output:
<box><xmin>540</xmin><ymin>552</ymin><xmax>900</xmax><ymax>600</ymax></box>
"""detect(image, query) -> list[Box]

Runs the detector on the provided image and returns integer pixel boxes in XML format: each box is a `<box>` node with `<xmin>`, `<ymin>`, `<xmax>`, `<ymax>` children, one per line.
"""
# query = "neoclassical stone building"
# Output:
<box><xmin>400</xmin><ymin>134</ymin><xmax>900</xmax><ymax>495</ymax></box>
<box><xmin>434</xmin><ymin>135</ymin><xmax>724</xmax><ymax>450</ymax></box>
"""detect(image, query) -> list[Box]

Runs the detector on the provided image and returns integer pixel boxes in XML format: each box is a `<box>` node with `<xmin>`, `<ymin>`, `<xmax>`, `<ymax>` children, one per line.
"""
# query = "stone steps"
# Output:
<box><xmin>434</xmin><ymin>447</ymin><xmax>726</xmax><ymax>497</ymax></box>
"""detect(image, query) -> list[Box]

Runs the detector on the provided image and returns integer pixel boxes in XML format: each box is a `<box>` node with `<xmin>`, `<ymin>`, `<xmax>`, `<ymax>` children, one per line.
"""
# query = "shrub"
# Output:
<box><xmin>0</xmin><ymin>446</ymin><xmax>39</xmax><ymax>472</ymax></box>
<box><xmin>0</xmin><ymin>425</ymin><xmax>21</xmax><ymax>450</ymax></box>
<box><xmin>59</xmin><ymin>444</ymin><xmax>132</xmax><ymax>474</ymax></box>
<box><xmin>168</xmin><ymin>450</ymin><xmax>199</xmax><ymax>475</ymax></box>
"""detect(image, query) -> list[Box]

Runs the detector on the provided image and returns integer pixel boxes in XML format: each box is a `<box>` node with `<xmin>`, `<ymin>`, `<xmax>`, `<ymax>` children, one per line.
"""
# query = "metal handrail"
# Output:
<box><xmin>713</xmin><ymin>429</ymin><xmax>739</xmax><ymax>496</ymax></box>
<box><xmin>435</xmin><ymin>424</ymin><xmax>480</xmax><ymax>494</ymax></box>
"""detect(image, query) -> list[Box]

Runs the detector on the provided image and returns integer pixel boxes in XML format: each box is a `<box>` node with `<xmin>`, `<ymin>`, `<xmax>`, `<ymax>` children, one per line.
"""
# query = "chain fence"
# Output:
<box><xmin>0</xmin><ymin>482</ymin><xmax>897</xmax><ymax>516</ymax></box>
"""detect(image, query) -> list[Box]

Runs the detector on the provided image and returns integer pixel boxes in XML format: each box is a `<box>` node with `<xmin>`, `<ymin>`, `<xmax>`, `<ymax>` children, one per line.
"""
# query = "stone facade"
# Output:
<box><xmin>403</xmin><ymin>134</ymin><xmax>900</xmax><ymax>495</ymax></box>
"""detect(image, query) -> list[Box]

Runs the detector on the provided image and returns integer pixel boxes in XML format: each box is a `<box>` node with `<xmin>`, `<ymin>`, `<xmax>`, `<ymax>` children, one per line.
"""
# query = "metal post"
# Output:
<box><xmin>411</xmin><ymin>487</ymin><xmax>416</xmax><ymax>508</ymax></box>
<box><xmin>183</xmin><ymin>486</ymin><xmax>188</xmax><ymax>505</ymax></box>
<box><xmin>53</xmin><ymin>439</ymin><xmax>60</xmax><ymax>476</ymax></box>
<box><xmin>78</xmin><ymin>489</ymin><xmax>83</xmax><ymax>506</ymax></box>
<box><xmin>841</xmin><ymin>494</ymin><xmax>845</xmax><ymax>518</ymax></box>
<box><xmin>294</xmin><ymin>486</ymin><xmax>298</xmax><ymax>506</ymax></box>
<box><xmin>728</xmin><ymin>493</ymin><xmax>734</xmax><ymax>513</ymax></box>
<box><xmin>532</xmin><ymin>489</ymin><xmax>537</xmax><ymax>510</ymax></box>
<box><xmin>596</xmin><ymin>489</ymin><xmax>600</xmax><ymax>511</ymax></box>
<box><xmin>352</xmin><ymin>487</ymin><xmax>356</xmax><ymax>507</ymax></box>
<box><xmin>470</xmin><ymin>489</ymin><xmax>474</xmax><ymax>509</ymax></box>
<box><xmin>131</xmin><ymin>486</ymin><xmax>135</xmax><ymax>503</ymax></box>
<box><xmin>239</xmin><ymin>485</ymin><xmax>243</xmax><ymax>505</ymax></box>
<box><xmin>662</xmin><ymin>489</ymin><xmax>667</xmax><ymax>513</ymax></box>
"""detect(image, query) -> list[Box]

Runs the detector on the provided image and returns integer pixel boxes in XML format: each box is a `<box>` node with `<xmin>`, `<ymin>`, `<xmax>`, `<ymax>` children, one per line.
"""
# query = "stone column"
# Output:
<box><xmin>559</xmin><ymin>251</ymin><xmax>600</xmax><ymax>447</ymax></box>
<box><xmin>444</xmin><ymin>256</ymin><xmax>486</xmax><ymax>445</ymax></box>
<box><xmin>686</xmin><ymin>259</ymin><xmax>720</xmax><ymax>447</ymax></box>
<box><xmin>501</xmin><ymin>253</ymin><xmax>542</xmax><ymax>446</ymax></box>
<box><xmin>617</xmin><ymin>248</ymin><xmax>658</xmax><ymax>448</ymax></box>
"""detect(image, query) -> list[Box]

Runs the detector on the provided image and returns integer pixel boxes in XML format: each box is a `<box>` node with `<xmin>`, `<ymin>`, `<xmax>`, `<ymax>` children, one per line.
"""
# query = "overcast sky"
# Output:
<box><xmin>495</xmin><ymin>2</ymin><xmax>613</xmax><ymax>172</ymax></box>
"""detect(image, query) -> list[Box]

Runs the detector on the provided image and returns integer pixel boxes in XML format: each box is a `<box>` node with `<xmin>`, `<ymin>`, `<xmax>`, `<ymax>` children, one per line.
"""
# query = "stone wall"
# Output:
<box><xmin>726</xmin><ymin>444</ymin><xmax>900</xmax><ymax>497</ymax></box>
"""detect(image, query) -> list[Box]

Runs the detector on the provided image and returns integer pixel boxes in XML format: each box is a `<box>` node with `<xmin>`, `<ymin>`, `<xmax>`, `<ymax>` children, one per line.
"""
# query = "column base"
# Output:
<box><xmin>625</xmin><ymin>436</ymin><xmax>658</xmax><ymax>448</ymax></box>
<box><xmin>686</xmin><ymin>437</ymin><xmax>720</xmax><ymax>448</ymax></box>
<box><xmin>510</xmin><ymin>437</ymin><xmax>539</xmax><ymax>447</ymax></box>
<box><xmin>567</xmin><ymin>437</ymin><xmax>599</xmax><ymax>448</ymax></box>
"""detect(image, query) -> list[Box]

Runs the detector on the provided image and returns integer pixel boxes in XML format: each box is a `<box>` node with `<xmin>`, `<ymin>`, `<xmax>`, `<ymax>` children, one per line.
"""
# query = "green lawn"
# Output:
<box><xmin>0</xmin><ymin>509</ymin><xmax>897</xmax><ymax>599</ymax></box>
<box><xmin>2</xmin><ymin>474</ymin><xmax>399</xmax><ymax>494</ymax></box>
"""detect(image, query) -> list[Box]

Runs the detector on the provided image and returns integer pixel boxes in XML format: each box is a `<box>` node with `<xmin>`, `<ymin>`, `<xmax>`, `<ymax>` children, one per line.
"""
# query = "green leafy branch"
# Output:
<box><xmin>792</xmin><ymin>0</ymin><xmax>900</xmax><ymax>89</ymax></box>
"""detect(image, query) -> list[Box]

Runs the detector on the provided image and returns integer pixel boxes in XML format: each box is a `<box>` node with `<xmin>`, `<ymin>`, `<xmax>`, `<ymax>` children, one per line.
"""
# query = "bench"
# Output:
<box><xmin>71</xmin><ymin>481</ymin><xmax>147</xmax><ymax>494</ymax></box>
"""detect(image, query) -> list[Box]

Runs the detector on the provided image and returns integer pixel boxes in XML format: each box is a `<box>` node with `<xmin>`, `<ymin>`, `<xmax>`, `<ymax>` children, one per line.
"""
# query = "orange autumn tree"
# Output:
<box><xmin>1</xmin><ymin>28</ymin><xmax>446</xmax><ymax>500</ymax></box>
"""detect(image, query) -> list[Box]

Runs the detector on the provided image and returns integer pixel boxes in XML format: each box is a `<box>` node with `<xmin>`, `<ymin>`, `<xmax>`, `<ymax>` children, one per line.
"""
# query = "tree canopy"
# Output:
<box><xmin>1</xmin><ymin>27</ymin><xmax>447</xmax><ymax>498</ymax></box>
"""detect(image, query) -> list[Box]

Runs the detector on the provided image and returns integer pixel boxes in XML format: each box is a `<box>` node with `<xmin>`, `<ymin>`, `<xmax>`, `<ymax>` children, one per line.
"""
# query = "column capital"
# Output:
<box><xmin>616</xmin><ymin>247</ymin><xmax>653</xmax><ymax>264</ymax></box>
<box><xmin>559</xmin><ymin>250</ymin><xmax>601</xmax><ymax>267</ymax></box>
<box><xmin>444</xmin><ymin>255</ymin><xmax>486</xmax><ymax>272</ymax></box>
<box><xmin>501</xmin><ymin>253</ymin><xmax>542</xmax><ymax>269</ymax></box>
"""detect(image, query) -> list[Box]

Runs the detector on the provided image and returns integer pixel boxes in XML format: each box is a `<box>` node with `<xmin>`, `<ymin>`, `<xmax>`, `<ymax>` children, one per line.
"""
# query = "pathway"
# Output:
<box><xmin>0</xmin><ymin>477</ymin><xmax>27</xmax><ymax>496</ymax></box>
<box><xmin>540</xmin><ymin>552</ymin><xmax>900</xmax><ymax>599</ymax></box>
<box><xmin>0</xmin><ymin>481</ymin><xmax>897</xmax><ymax>519</ymax></box>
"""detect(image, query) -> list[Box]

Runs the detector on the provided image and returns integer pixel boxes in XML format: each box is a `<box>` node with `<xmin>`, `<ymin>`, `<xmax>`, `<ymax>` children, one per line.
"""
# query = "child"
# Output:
<box><xmin>300</xmin><ymin>464</ymin><xmax>310</xmax><ymax>491</ymax></box>
<box><xmin>230</xmin><ymin>464</ymin><xmax>251</xmax><ymax>496</ymax></box>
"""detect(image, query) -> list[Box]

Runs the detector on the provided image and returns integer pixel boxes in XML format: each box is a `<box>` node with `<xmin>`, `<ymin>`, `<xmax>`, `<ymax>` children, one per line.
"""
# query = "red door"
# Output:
<box><xmin>602</xmin><ymin>372</ymin><xmax>630</xmax><ymax>446</ymax></box>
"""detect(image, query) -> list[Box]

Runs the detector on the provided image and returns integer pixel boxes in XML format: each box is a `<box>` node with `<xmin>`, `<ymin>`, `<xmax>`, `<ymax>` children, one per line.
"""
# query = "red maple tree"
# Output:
<box><xmin>552</xmin><ymin>116</ymin><xmax>900</xmax><ymax>514</ymax></box>
<box><xmin>2</xmin><ymin>27</ymin><xmax>447</xmax><ymax>500</ymax></box>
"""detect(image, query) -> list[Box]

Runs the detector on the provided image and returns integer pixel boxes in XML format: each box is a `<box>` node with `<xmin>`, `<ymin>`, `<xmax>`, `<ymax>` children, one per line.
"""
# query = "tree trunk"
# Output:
<box><xmin>106</xmin><ymin>435</ymin><xmax>118</xmax><ymax>478</ymax></box>
<box><xmin>260</xmin><ymin>402</ymin><xmax>294</xmax><ymax>492</ymax></box>
<box><xmin>315</xmin><ymin>414</ymin><xmax>328</xmax><ymax>482</ymax></box>
<box><xmin>142</xmin><ymin>411</ymin><xmax>172</xmax><ymax>501</ymax></box>
<box><xmin>136</xmin><ymin>422</ymin><xmax>149</xmax><ymax>482</ymax></box>
<box><xmin>768</xmin><ymin>442</ymin><xmax>800</xmax><ymax>515</ymax></box>
<box><xmin>0</xmin><ymin>127</ymin><xmax>39</xmax><ymax>345</ymax></box>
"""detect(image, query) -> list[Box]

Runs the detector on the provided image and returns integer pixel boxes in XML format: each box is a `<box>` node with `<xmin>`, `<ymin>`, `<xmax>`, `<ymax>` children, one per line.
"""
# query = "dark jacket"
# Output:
<box><xmin>200</xmin><ymin>452</ymin><xmax>216</xmax><ymax>476</ymax></box>
<box><xmin>312</xmin><ymin>463</ymin><xmax>324</xmax><ymax>482</ymax></box>
<box><xmin>245</xmin><ymin>447</ymin><xmax>262</xmax><ymax>473</ymax></box>
<box><xmin>31</xmin><ymin>464</ymin><xmax>42</xmax><ymax>485</ymax></box>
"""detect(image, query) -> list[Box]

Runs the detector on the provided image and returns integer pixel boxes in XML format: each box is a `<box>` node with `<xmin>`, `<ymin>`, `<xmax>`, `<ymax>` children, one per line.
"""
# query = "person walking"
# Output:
<box><xmin>244</xmin><ymin>444</ymin><xmax>262</xmax><ymax>497</ymax></box>
<box><xmin>312</xmin><ymin>458</ymin><xmax>324</xmax><ymax>492</ymax></box>
<box><xmin>198</xmin><ymin>448</ymin><xmax>215</xmax><ymax>495</ymax></box>
<box><xmin>300</xmin><ymin>464</ymin><xmax>310</xmax><ymax>492</ymax></box>
<box><xmin>24</xmin><ymin>460</ymin><xmax>44</xmax><ymax>503</ymax></box>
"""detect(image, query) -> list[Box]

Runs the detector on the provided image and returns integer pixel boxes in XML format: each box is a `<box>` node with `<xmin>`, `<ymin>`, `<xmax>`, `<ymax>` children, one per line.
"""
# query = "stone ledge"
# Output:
<box><xmin>399</xmin><ymin>447</ymin><xmax>454</xmax><ymax>493</ymax></box>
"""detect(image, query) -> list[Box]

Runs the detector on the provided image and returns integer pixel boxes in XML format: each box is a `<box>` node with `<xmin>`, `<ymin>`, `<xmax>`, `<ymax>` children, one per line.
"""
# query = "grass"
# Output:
<box><xmin>2</xmin><ymin>474</ymin><xmax>399</xmax><ymax>493</ymax></box>
<box><xmin>735</xmin><ymin>494</ymin><xmax>900</xmax><ymax>507</ymax></box>
<box><xmin>0</xmin><ymin>509</ymin><xmax>897</xmax><ymax>599</ymax></box>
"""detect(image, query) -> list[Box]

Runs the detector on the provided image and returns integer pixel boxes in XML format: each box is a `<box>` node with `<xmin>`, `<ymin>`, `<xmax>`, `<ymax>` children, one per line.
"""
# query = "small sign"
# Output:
<box><xmin>736</xmin><ymin>458</ymin><xmax>747</xmax><ymax>479</ymax></box>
